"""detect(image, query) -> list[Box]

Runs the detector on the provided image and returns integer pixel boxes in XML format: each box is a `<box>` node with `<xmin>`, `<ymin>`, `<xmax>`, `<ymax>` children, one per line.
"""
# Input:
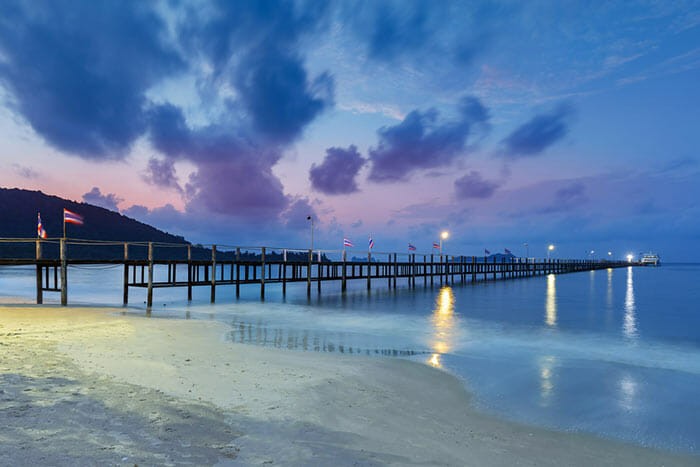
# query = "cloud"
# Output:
<box><xmin>533</xmin><ymin>181</ymin><xmax>587</xmax><ymax>214</ymax></box>
<box><xmin>500</xmin><ymin>103</ymin><xmax>574</xmax><ymax>158</ymax></box>
<box><xmin>309</xmin><ymin>145</ymin><xmax>367</xmax><ymax>195</ymax></box>
<box><xmin>454</xmin><ymin>171</ymin><xmax>499</xmax><ymax>199</ymax></box>
<box><xmin>280</xmin><ymin>197</ymin><xmax>317</xmax><ymax>231</ymax></box>
<box><xmin>344</xmin><ymin>1</ymin><xmax>499</xmax><ymax>66</ymax></box>
<box><xmin>143</xmin><ymin>2</ymin><xmax>334</xmax><ymax>225</ymax></box>
<box><xmin>0</xmin><ymin>0</ymin><xmax>184</xmax><ymax>159</ymax></box>
<box><xmin>367</xmin><ymin>96</ymin><xmax>489</xmax><ymax>182</ymax></box>
<box><xmin>143</xmin><ymin>157</ymin><xmax>184</xmax><ymax>194</ymax></box>
<box><xmin>82</xmin><ymin>187</ymin><xmax>123</xmax><ymax>211</ymax></box>
<box><xmin>11</xmin><ymin>163</ymin><xmax>38</xmax><ymax>179</ymax></box>
<box><xmin>234</xmin><ymin>46</ymin><xmax>334</xmax><ymax>144</ymax></box>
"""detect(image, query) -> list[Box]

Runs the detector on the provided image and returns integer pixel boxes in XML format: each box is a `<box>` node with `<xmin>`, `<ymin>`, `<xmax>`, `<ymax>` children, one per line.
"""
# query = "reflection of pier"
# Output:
<box><xmin>0</xmin><ymin>238</ymin><xmax>632</xmax><ymax>308</ymax></box>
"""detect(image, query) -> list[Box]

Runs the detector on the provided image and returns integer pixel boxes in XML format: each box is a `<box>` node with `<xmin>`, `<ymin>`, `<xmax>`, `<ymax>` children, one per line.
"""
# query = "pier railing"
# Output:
<box><xmin>0</xmin><ymin>238</ymin><xmax>633</xmax><ymax>308</ymax></box>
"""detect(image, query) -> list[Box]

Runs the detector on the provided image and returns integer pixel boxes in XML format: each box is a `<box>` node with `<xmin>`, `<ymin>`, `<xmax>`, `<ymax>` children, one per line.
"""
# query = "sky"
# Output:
<box><xmin>1</xmin><ymin>0</ymin><xmax>699</xmax><ymax>261</ymax></box>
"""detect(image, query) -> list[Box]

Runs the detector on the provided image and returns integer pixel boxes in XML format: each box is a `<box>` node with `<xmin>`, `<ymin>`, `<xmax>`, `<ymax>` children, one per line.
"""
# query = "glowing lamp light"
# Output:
<box><xmin>626</xmin><ymin>254</ymin><xmax>634</xmax><ymax>263</ymax></box>
<box><xmin>548</xmin><ymin>244</ymin><xmax>555</xmax><ymax>251</ymax></box>
<box><xmin>441</xmin><ymin>231</ymin><xmax>449</xmax><ymax>240</ymax></box>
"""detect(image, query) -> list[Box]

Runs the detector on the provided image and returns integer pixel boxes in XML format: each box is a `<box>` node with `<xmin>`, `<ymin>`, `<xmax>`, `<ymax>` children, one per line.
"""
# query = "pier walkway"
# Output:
<box><xmin>0</xmin><ymin>238</ymin><xmax>632</xmax><ymax>308</ymax></box>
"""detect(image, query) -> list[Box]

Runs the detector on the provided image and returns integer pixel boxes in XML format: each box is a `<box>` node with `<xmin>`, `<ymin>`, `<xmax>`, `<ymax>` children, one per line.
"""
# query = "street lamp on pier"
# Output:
<box><xmin>306</xmin><ymin>215</ymin><xmax>314</xmax><ymax>252</ymax></box>
<box><xmin>440</xmin><ymin>231</ymin><xmax>449</xmax><ymax>254</ymax></box>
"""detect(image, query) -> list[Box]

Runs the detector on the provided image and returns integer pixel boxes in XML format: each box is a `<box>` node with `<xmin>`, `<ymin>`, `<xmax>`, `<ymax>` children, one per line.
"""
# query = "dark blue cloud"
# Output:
<box><xmin>368</xmin><ymin>96</ymin><xmax>489</xmax><ymax>182</ymax></box>
<box><xmin>344</xmin><ymin>1</ymin><xmax>503</xmax><ymax>66</ymax></box>
<box><xmin>179</xmin><ymin>0</ymin><xmax>333</xmax><ymax>144</ymax></box>
<box><xmin>143</xmin><ymin>158</ymin><xmax>183</xmax><ymax>194</ymax></box>
<box><xmin>0</xmin><ymin>0</ymin><xmax>184</xmax><ymax>159</ymax></box>
<box><xmin>147</xmin><ymin>104</ymin><xmax>194</xmax><ymax>158</ymax></box>
<box><xmin>536</xmin><ymin>181</ymin><xmax>587</xmax><ymax>214</ymax></box>
<box><xmin>309</xmin><ymin>145</ymin><xmax>367</xmax><ymax>195</ymax></box>
<box><xmin>82</xmin><ymin>187</ymin><xmax>123</xmax><ymax>211</ymax></box>
<box><xmin>501</xmin><ymin>103</ymin><xmax>574</xmax><ymax>158</ymax></box>
<box><xmin>454</xmin><ymin>171</ymin><xmax>499</xmax><ymax>199</ymax></box>
<box><xmin>365</xmin><ymin>1</ymin><xmax>432</xmax><ymax>61</ymax></box>
<box><xmin>234</xmin><ymin>46</ymin><xmax>333</xmax><ymax>144</ymax></box>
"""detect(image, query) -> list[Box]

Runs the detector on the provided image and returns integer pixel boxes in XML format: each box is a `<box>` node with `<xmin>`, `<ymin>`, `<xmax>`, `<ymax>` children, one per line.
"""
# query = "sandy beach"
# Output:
<box><xmin>0</xmin><ymin>305</ymin><xmax>696</xmax><ymax>466</ymax></box>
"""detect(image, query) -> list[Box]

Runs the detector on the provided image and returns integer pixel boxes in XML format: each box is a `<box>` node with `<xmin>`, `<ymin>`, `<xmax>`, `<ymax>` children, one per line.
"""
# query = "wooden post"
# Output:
<box><xmin>342</xmin><ymin>250</ymin><xmax>347</xmax><ymax>292</ymax></box>
<box><xmin>210</xmin><ymin>245</ymin><xmax>217</xmax><ymax>303</ymax></box>
<box><xmin>392</xmin><ymin>253</ymin><xmax>397</xmax><ymax>289</ymax></box>
<box><xmin>35</xmin><ymin>239</ymin><xmax>43</xmax><ymax>304</ymax></box>
<box><xmin>147</xmin><ymin>242</ymin><xmax>154</xmax><ymax>308</ymax></box>
<box><xmin>367</xmin><ymin>252</ymin><xmax>372</xmax><ymax>290</ymax></box>
<box><xmin>123</xmin><ymin>243</ymin><xmax>129</xmax><ymax>305</ymax></box>
<box><xmin>307</xmin><ymin>249</ymin><xmax>312</xmax><ymax>298</ymax></box>
<box><xmin>235</xmin><ymin>247</ymin><xmax>241</xmax><ymax>299</ymax></box>
<box><xmin>261</xmin><ymin>247</ymin><xmax>266</xmax><ymax>300</ymax></box>
<box><xmin>430</xmin><ymin>254</ymin><xmax>434</xmax><ymax>287</ymax></box>
<box><xmin>282</xmin><ymin>249</ymin><xmax>287</xmax><ymax>297</ymax></box>
<box><xmin>187</xmin><ymin>244</ymin><xmax>193</xmax><ymax>301</ymax></box>
<box><xmin>60</xmin><ymin>238</ymin><xmax>67</xmax><ymax>306</ymax></box>
<box><xmin>412</xmin><ymin>254</ymin><xmax>416</xmax><ymax>288</ymax></box>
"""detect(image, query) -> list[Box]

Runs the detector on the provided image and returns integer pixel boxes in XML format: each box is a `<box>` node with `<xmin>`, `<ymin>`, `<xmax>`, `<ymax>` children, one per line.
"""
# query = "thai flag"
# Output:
<box><xmin>64</xmin><ymin>208</ymin><xmax>83</xmax><ymax>225</ymax></box>
<box><xmin>343</xmin><ymin>238</ymin><xmax>353</xmax><ymax>248</ymax></box>
<box><xmin>505</xmin><ymin>248</ymin><xmax>512</xmax><ymax>255</ymax></box>
<box><xmin>37</xmin><ymin>212</ymin><xmax>47</xmax><ymax>239</ymax></box>
<box><xmin>433</xmin><ymin>242</ymin><xmax>440</xmax><ymax>249</ymax></box>
<box><xmin>408</xmin><ymin>243</ymin><xmax>417</xmax><ymax>251</ymax></box>
<box><xmin>368</xmin><ymin>236</ymin><xmax>374</xmax><ymax>250</ymax></box>
<box><xmin>485</xmin><ymin>249</ymin><xmax>491</xmax><ymax>255</ymax></box>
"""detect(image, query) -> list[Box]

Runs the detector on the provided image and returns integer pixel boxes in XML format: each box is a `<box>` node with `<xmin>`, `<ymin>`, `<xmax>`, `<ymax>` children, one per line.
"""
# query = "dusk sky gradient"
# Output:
<box><xmin>1</xmin><ymin>0</ymin><xmax>699</xmax><ymax>260</ymax></box>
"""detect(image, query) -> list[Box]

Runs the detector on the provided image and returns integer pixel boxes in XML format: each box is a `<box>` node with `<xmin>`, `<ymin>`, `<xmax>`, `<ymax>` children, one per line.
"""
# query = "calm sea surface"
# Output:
<box><xmin>1</xmin><ymin>263</ymin><xmax>699</xmax><ymax>453</ymax></box>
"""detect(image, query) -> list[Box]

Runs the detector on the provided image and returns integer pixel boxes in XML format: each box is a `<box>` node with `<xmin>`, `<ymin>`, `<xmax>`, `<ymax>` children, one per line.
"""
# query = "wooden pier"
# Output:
<box><xmin>0</xmin><ymin>238</ymin><xmax>633</xmax><ymax>308</ymax></box>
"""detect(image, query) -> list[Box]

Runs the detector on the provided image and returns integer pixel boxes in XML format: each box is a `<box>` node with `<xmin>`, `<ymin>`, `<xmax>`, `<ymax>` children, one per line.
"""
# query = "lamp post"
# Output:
<box><xmin>440</xmin><ymin>230</ymin><xmax>449</xmax><ymax>253</ymax></box>
<box><xmin>608</xmin><ymin>251</ymin><xmax>612</xmax><ymax>261</ymax></box>
<box><xmin>547</xmin><ymin>244</ymin><xmax>555</xmax><ymax>259</ymax></box>
<box><xmin>306</xmin><ymin>215</ymin><xmax>314</xmax><ymax>252</ymax></box>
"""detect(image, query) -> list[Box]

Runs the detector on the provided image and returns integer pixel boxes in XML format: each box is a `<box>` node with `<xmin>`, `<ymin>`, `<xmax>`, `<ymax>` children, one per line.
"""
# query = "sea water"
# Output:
<box><xmin>1</xmin><ymin>262</ymin><xmax>699</xmax><ymax>453</ymax></box>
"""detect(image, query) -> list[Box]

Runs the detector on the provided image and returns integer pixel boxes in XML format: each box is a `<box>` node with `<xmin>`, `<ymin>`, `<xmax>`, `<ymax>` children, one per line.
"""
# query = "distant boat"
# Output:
<box><xmin>640</xmin><ymin>252</ymin><xmax>660</xmax><ymax>266</ymax></box>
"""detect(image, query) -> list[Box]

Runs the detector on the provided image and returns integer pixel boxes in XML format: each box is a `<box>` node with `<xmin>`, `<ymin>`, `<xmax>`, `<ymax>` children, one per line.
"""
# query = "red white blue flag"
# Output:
<box><xmin>343</xmin><ymin>237</ymin><xmax>353</xmax><ymax>248</ymax></box>
<box><xmin>64</xmin><ymin>208</ymin><xmax>83</xmax><ymax>225</ymax></box>
<box><xmin>408</xmin><ymin>243</ymin><xmax>417</xmax><ymax>251</ymax></box>
<box><xmin>485</xmin><ymin>249</ymin><xmax>491</xmax><ymax>255</ymax></box>
<box><xmin>433</xmin><ymin>242</ymin><xmax>440</xmax><ymax>249</ymax></box>
<box><xmin>368</xmin><ymin>236</ymin><xmax>374</xmax><ymax>250</ymax></box>
<box><xmin>37</xmin><ymin>212</ymin><xmax>47</xmax><ymax>239</ymax></box>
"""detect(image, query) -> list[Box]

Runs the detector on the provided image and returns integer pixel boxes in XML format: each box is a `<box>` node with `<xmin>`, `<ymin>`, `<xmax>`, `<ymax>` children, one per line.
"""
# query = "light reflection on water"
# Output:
<box><xmin>538</xmin><ymin>355</ymin><xmax>557</xmax><ymax>407</ymax></box>
<box><xmin>623</xmin><ymin>267</ymin><xmax>638</xmax><ymax>339</ymax></box>
<box><xmin>545</xmin><ymin>274</ymin><xmax>557</xmax><ymax>327</ymax></box>
<box><xmin>428</xmin><ymin>287</ymin><xmax>456</xmax><ymax>368</ymax></box>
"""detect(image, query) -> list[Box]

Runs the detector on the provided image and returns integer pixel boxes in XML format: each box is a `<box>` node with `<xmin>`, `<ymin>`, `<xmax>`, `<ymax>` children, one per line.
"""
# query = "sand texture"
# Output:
<box><xmin>1</xmin><ymin>306</ymin><xmax>697</xmax><ymax>466</ymax></box>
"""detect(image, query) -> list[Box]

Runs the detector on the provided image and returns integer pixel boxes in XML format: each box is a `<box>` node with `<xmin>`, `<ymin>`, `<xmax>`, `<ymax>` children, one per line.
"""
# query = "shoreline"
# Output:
<box><xmin>1</xmin><ymin>305</ymin><xmax>697</xmax><ymax>466</ymax></box>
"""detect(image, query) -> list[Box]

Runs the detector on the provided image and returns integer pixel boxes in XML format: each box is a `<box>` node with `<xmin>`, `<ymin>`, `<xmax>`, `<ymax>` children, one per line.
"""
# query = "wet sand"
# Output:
<box><xmin>1</xmin><ymin>305</ymin><xmax>696</xmax><ymax>466</ymax></box>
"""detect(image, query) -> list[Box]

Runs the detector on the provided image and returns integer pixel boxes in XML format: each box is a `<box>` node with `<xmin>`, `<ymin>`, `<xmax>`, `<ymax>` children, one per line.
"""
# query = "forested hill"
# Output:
<box><xmin>0</xmin><ymin>187</ymin><xmax>186</xmax><ymax>243</ymax></box>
